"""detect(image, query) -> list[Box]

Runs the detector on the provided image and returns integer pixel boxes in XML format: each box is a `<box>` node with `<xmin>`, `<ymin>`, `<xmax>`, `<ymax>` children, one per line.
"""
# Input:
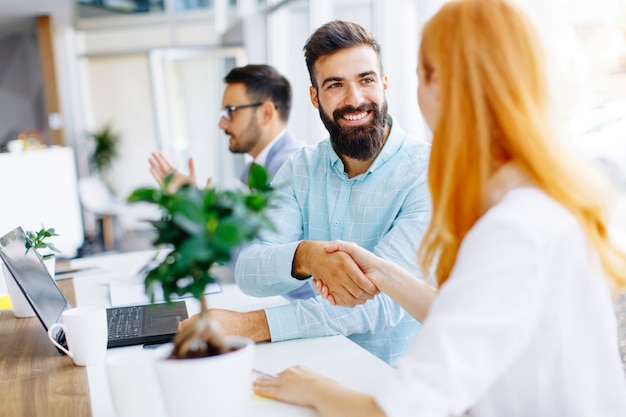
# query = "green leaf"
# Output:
<box><xmin>213</xmin><ymin>221</ymin><xmax>241</xmax><ymax>247</ymax></box>
<box><xmin>248</xmin><ymin>164</ymin><xmax>270</xmax><ymax>190</ymax></box>
<box><xmin>25</xmin><ymin>225</ymin><xmax>60</xmax><ymax>255</ymax></box>
<box><xmin>128</xmin><ymin>188</ymin><xmax>160</xmax><ymax>203</ymax></box>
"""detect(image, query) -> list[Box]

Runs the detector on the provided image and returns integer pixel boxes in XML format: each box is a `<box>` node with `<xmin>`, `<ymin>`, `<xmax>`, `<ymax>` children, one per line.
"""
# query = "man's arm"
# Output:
<box><xmin>234</xmin><ymin>159</ymin><xmax>311</xmax><ymax>297</ymax></box>
<box><xmin>264</xmin><ymin>291</ymin><xmax>411</xmax><ymax>342</ymax></box>
<box><xmin>203</xmin><ymin>291</ymin><xmax>412</xmax><ymax>346</ymax></box>
<box><xmin>209</xmin><ymin>309</ymin><xmax>270</xmax><ymax>342</ymax></box>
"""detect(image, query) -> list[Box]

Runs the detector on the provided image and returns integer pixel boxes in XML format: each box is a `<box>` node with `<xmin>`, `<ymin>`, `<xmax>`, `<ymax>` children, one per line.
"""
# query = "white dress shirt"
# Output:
<box><xmin>376</xmin><ymin>186</ymin><xmax>626</xmax><ymax>416</ymax></box>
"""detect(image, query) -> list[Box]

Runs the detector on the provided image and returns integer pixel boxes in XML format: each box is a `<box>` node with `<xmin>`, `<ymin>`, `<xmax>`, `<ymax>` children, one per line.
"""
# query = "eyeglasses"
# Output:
<box><xmin>219</xmin><ymin>102</ymin><xmax>263</xmax><ymax>120</ymax></box>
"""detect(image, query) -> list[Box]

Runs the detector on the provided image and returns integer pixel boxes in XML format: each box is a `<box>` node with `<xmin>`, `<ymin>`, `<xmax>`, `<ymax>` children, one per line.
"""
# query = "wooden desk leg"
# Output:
<box><xmin>102</xmin><ymin>215</ymin><xmax>115</xmax><ymax>251</ymax></box>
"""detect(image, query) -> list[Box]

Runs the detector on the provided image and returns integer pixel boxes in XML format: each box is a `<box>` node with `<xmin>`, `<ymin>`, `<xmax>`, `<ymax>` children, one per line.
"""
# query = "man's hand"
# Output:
<box><xmin>179</xmin><ymin>308</ymin><xmax>271</xmax><ymax>343</ymax></box>
<box><xmin>293</xmin><ymin>241</ymin><xmax>379</xmax><ymax>307</ymax></box>
<box><xmin>148</xmin><ymin>152</ymin><xmax>197</xmax><ymax>193</ymax></box>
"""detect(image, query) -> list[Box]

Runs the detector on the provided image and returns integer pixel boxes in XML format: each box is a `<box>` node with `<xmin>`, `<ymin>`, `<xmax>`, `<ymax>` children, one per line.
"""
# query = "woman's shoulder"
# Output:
<box><xmin>477</xmin><ymin>187</ymin><xmax>580</xmax><ymax>245</ymax></box>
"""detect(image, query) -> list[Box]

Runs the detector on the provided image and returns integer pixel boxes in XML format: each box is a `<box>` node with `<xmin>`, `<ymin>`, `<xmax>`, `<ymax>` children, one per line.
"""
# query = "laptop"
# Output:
<box><xmin>0</xmin><ymin>226</ymin><xmax>188</xmax><ymax>350</ymax></box>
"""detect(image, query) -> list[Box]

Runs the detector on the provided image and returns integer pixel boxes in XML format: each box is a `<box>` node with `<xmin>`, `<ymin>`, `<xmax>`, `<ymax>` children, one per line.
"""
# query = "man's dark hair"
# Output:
<box><xmin>224</xmin><ymin>64</ymin><xmax>292</xmax><ymax>122</ymax></box>
<box><xmin>303</xmin><ymin>20</ymin><xmax>383</xmax><ymax>88</ymax></box>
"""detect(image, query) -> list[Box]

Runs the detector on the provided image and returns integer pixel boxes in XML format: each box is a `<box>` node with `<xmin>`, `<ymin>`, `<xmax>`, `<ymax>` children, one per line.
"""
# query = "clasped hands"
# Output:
<box><xmin>312</xmin><ymin>240</ymin><xmax>385</xmax><ymax>307</ymax></box>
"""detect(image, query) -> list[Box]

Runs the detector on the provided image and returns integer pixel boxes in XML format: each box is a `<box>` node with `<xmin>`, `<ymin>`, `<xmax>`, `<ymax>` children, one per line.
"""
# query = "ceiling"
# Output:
<box><xmin>0</xmin><ymin>0</ymin><xmax>74</xmax><ymax>37</ymax></box>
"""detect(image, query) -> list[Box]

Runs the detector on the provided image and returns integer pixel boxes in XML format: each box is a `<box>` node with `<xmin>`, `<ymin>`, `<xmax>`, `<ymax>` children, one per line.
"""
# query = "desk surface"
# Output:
<box><xmin>1</xmin><ymin>250</ymin><xmax>393</xmax><ymax>417</ymax></box>
<box><xmin>0</xmin><ymin>279</ymin><xmax>91</xmax><ymax>417</ymax></box>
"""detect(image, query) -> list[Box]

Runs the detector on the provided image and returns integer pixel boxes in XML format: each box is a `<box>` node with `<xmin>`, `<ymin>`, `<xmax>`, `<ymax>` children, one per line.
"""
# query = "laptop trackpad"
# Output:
<box><xmin>143</xmin><ymin>303</ymin><xmax>187</xmax><ymax>336</ymax></box>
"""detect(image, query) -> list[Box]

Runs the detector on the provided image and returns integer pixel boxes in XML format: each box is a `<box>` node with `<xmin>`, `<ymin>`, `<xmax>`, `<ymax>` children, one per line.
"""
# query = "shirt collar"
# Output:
<box><xmin>252</xmin><ymin>128</ymin><xmax>287</xmax><ymax>167</ymax></box>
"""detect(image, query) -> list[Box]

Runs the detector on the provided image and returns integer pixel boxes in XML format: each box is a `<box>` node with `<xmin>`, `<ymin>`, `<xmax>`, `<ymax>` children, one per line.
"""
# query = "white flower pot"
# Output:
<box><xmin>155</xmin><ymin>336</ymin><xmax>255</xmax><ymax>417</ymax></box>
<box><xmin>43</xmin><ymin>256</ymin><xmax>56</xmax><ymax>278</ymax></box>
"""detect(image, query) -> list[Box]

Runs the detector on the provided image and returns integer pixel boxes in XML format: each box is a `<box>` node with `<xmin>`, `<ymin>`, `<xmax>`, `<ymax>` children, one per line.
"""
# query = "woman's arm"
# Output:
<box><xmin>320</xmin><ymin>240</ymin><xmax>436</xmax><ymax>322</ymax></box>
<box><xmin>253</xmin><ymin>365</ymin><xmax>386</xmax><ymax>417</ymax></box>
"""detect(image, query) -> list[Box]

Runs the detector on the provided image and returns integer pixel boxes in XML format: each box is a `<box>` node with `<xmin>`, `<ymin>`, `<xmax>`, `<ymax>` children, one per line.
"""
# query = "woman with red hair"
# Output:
<box><xmin>253</xmin><ymin>0</ymin><xmax>626</xmax><ymax>415</ymax></box>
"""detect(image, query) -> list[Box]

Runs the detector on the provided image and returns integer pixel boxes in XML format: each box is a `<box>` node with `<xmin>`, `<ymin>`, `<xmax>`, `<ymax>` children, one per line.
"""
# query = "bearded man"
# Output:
<box><xmin>181</xmin><ymin>21</ymin><xmax>431</xmax><ymax>366</ymax></box>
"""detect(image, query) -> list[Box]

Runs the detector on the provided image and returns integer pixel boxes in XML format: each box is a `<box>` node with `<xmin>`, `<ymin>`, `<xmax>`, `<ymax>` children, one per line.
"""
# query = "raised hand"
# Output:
<box><xmin>148</xmin><ymin>152</ymin><xmax>197</xmax><ymax>193</ymax></box>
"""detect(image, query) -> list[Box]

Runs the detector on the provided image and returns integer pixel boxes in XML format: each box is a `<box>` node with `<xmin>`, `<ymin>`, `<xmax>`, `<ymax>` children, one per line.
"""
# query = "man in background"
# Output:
<box><xmin>149</xmin><ymin>64</ymin><xmax>302</xmax><ymax>191</ymax></box>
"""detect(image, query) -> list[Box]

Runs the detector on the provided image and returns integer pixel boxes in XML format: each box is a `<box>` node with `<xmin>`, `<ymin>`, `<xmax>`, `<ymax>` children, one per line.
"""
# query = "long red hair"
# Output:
<box><xmin>417</xmin><ymin>0</ymin><xmax>626</xmax><ymax>291</ymax></box>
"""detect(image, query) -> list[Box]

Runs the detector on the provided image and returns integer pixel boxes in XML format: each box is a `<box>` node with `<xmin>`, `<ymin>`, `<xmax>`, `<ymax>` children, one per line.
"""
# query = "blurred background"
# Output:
<box><xmin>0</xmin><ymin>0</ymin><xmax>624</xmax><ymax>255</ymax></box>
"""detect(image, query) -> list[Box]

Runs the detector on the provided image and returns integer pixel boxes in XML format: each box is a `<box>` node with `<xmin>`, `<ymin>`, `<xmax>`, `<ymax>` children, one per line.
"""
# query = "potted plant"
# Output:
<box><xmin>126</xmin><ymin>164</ymin><xmax>274</xmax><ymax>417</ymax></box>
<box><xmin>26</xmin><ymin>225</ymin><xmax>60</xmax><ymax>276</ymax></box>
<box><xmin>88</xmin><ymin>123</ymin><xmax>120</xmax><ymax>180</ymax></box>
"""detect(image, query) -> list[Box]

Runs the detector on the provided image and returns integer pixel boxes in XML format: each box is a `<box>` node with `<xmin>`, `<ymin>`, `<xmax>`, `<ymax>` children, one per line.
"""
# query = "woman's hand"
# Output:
<box><xmin>254</xmin><ymin>365</ymin><xmax>387</xmax><ymax>417</ymax></box>
<box><xmin>253</xmin><ymin>365</ymin><xmax>329</xmax><ymax>407</ymax></box>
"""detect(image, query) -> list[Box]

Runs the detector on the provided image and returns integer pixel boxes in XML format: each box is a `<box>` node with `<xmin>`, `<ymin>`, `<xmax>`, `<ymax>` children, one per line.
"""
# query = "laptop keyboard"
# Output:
<box><xmin>108</xmin><ymin>306</ymin><xmax>143</xmax><ymax>339</ymax></box>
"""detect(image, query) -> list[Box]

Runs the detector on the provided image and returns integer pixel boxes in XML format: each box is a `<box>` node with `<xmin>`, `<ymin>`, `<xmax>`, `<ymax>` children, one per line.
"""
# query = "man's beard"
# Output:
<box><xmin>227</xmin><ymin>114</ymin><xmax>260</xmax><ymax>154</ymax></box>
<box><xmin>319</xmin><ymin>100</ymin><xmax>388</xmax><ymax>161</ymax></box>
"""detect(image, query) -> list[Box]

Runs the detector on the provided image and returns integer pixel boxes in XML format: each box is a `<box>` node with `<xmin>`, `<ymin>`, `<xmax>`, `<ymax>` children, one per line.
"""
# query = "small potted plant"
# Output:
<box><xmin>88</xmin><ymin>123</ymin><xmax>120</xmax><ymax>180</ymax></box>
<box><xmin>26</xmin><ymin>225</ymin><xmax>60</xmax><ymax>276</ymax></box>
<box><xmin>127</xmin><ymin>164</ymin><xmax>274</xmax><ymax>417</ymax></box>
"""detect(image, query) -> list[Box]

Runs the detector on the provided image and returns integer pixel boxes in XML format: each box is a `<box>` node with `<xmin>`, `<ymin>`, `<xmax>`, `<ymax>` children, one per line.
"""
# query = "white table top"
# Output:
<box><xmin>68</xmin><ymin>250</ymin><xmax>393</xmax><ymax>417</ymax></box>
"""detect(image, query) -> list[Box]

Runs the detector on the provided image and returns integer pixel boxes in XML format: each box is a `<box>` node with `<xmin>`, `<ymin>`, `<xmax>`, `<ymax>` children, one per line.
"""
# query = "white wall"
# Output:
<box><xmin>83</xmin><ymin>53</ymin><xmax>161</xmax><ymax>230</ymax></box>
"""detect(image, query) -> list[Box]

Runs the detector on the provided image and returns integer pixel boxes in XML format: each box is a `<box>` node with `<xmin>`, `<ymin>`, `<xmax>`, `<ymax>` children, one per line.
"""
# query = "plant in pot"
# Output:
<box><xmin>26</xmin><ymin>225</ymin><xmax>60</xmax><ymax>276</ymax></box>
<box><xmin>126</xmin><ymin>164</ymin><xmax>274</xmax><ymax>417</ymax></box>
<box><xmin>2</xmin><ymin>225</ymin><xmax>60</xmax><ymax>318</ymax></box>
<box><xmin>88</xmin><ymin>123</ymin><xmax>120</xmax><ymax>181</ymax></box>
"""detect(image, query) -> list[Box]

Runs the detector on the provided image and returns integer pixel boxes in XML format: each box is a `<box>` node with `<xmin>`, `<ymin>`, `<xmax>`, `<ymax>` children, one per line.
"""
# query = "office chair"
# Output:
<box><xmin>77</xmin><ymin>176</ymin><xmax>127</xmax><ymax>251</ymax></box>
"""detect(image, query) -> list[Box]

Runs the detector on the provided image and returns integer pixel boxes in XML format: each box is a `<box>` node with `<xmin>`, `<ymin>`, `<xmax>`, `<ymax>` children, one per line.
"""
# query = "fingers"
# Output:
<box><xmin>327</xmin><ymin>293</ymin><xmax>337</xmax><ymax>306</ymax></box>
<box><xmin>253</xmin><ymin>376</ymin><xmax>279</xmax><ymax>399</ymax></box>
<box><xmin>151</xmin><ymin>152</ymin><xmax>173</xmax><ymax>174</ymax></box>
<box><xmin>149</xmin><ymin>166</ymin><xmax>164</xmax><ymax>186</ymax></box>
<box><xmin>187</xmin><ymin>158</ymin><xmax>198</xmax><ymax>184</ymax></box>
<box><xmin>187</xmin><ymin>157</ymin><xmax>195</xmax><ymax>175</ymax></box>
<box><xmin>323</xmin><ymin>239</ymin><xmax>352</xmax><ymax>254</ymax></box>
<box><xmin>313</xmin><ymin>279</ymin><xmax>336</xmax><ymax>305</ymax></box>
<box><xmin>149</xmin><ymin>152</ymin><xmax>174</xmax><ymax>186</ymax></box>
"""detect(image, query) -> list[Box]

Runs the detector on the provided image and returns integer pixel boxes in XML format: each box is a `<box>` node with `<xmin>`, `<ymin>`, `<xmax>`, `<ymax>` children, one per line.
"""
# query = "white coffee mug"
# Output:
<box><xmin>47</xmin><ymin>306</ymin><xmax>108</xmax><ymax>366</ymax></box>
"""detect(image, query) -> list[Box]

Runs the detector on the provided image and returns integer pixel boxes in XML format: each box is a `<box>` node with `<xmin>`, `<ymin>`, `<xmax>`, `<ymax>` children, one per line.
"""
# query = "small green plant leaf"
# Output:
<box><xmin>25</xmin><ymin>225</ymin><xmax>60</xmax><ymax>255</ymax></box>
<box><xmin>247</xmin><ymin>163</ymin><xmax>270</xmax><ymax>190</ymax></box>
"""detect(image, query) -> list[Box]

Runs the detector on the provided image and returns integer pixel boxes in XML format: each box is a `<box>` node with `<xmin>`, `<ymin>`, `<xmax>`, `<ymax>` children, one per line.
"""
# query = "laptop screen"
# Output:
<box><xmin>0</xmin><ymin>227</ymin><xmax>70</xmax><ymax>329</ymax></box>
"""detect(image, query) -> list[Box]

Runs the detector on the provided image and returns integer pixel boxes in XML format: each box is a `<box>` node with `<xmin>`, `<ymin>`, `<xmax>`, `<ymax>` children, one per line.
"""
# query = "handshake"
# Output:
<box><xmin>309</xmin><ymin>240</ymin><xmax>434</xmax><ymax>322</ymax></box>
<box><xmin>306</xmin><ymin>241</ymin><xmax>389</xmax><ymax>307</ymax></box>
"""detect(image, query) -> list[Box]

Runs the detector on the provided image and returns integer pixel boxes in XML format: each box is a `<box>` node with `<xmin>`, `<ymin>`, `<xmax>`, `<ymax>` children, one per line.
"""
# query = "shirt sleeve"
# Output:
<box><xmin>375</xmin><ymin>211</ymin><xmax>545</xmax><ymax>417</ymax></box>
<box><xmin>234</xmin><ymin>159</ymin><xmax>309</xmax><ymax>297</ymax></box>
<box><xmin>265</xmin><ymin>291</ymin><xmax>411</xmax><ymax>341</ymax></box>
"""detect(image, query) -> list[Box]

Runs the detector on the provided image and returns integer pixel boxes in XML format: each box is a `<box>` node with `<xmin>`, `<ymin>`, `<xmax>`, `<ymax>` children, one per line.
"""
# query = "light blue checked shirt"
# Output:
<box><xmin>234</xmin><ymin>117</ymin><xmax>431</xmax><ymax>365</ymax></box>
